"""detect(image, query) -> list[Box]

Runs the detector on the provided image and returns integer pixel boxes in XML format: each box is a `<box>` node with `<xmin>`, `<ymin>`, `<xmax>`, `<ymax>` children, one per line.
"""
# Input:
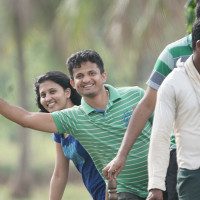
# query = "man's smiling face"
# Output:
<box><xmin>70</xmin><ymin>61</ymin><xmax>107</xmax><ymax>98</ymax></box>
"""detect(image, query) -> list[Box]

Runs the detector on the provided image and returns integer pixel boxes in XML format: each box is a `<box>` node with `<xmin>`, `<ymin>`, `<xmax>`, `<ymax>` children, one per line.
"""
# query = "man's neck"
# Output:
<box><xmin>84</xmin><ymin>88</ymin><xmax>109</xmax><ymax>110</ymax></box>
<box><xmin>193</xmin><ymin>54</ymin><xmax>200</xmax><ymax>73</ymax></box>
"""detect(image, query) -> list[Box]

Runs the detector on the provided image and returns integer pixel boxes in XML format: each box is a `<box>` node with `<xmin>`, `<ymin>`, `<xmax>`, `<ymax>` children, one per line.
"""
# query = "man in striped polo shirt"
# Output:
<box><xmin>103</xmin><ymin>1</ymin><xmax>200</xmax><ymax>200</ymax></box>
<box><xmin>0</xmin><ymin>50</ymin><xmax>152</xmax><ymax>199</ymax></box>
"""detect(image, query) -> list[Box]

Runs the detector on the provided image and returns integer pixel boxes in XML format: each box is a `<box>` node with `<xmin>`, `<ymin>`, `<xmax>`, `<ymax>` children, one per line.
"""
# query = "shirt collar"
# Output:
<box><xmin>81</xmin><ymin>84</ymin><xmax>121</xmax><ymax>115</ymax></box>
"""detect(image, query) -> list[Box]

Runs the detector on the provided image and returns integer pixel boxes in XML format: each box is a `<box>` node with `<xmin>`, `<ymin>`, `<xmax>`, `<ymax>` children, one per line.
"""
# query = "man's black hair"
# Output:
<box><xmin>66</xmin><ymin>50</ymin><xmax>104</xmax><ymax>79</ymax></box>
<box><xmin>192</xmin><ymin>20</ymin><xmax>200</xmax><ymax>49</ymax></box>
<box><xmin>196</xmin><ymin>0</ymin><xmax>200</xmax><ymax>19</ymax></box>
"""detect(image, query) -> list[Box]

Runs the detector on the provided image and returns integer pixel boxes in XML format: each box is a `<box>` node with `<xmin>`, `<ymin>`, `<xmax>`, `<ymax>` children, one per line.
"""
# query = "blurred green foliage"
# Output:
<box><xmin>185</xmin><ymin>0</ymin><xmax>197</xmax><ymax>34</ymax></box>
<box><xmin>0</xmin><ymin>183</ymin><xmax>91</xmax><ymax>200</ymax></box>
<box><xmin>0</xmin><ymin>0</ymin><xmax>195</xmax><ymax>199</ymax></box>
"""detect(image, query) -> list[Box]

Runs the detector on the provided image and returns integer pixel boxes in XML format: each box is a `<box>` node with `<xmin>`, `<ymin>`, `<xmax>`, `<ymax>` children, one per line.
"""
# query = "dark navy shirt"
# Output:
<box><xmin>52</xmin><ymin>133</ymin><xmax>106</xmax><ymax>200</ymax></box>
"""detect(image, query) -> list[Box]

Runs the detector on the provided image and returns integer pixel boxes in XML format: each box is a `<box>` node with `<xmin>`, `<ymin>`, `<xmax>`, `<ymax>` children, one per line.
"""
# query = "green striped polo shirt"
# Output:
<box><xmin>51</xmin><ymin>84</ymin><xmax>152</xmax><ymax>198</ymax></box>
<box><xmin>147</xmin><ymin>34</ymin><xmax>192</xmax><ymax>147</ymax></box>
<box><xmin>147</xmin><ymin>34</ymin><xmax>192</xmax><ymax>90</ymax></box>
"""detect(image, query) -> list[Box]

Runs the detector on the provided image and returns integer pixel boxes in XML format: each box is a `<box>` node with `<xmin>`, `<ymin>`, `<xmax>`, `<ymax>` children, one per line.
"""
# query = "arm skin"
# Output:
<box><xmin>146</xmin><ymin>189</ymin><xmax>163</xmax><ymax>200</ymax></box>
<box><xmin>49</xmin><ymin>142</ymin><xmax>69</xmax><ymax>200</ymax></box>
<box><xmin>102</xmin><ymin>86</ymin><xmax>157</xmax><ymax>180</ymax></box>
<box><xmin>0</xmin><ymin>98</ymin><xmax>58</xmax><ymax>133</ymax></box>
<box><xmin>50</xmin><ymin>142</ymin><xmax>109</xmax><ymax>200</ymax></box>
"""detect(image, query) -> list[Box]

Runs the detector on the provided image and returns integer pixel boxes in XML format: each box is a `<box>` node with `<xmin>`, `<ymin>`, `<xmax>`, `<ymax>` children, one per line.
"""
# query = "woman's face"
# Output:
<box><xmin>39</xmin><ymin>80</ymin><xmax>70</xmax><ymax>113</ymax></box>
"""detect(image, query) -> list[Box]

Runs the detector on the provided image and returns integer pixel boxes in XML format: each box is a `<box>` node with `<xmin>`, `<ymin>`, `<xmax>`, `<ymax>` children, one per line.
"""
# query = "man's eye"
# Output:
<box><xmin>76</xmin><ymin>74</ymin><xmax>83</xmax><ymax>79</ymax></box>
<box><xmin>90</xmin><ymin>72</ymin><xmax>95</xmax><ymax>76</ymax></box>
<box><xmin>50</xmin><ymin>90</ymin><xmax>56</xmax><ymax>94</ymax></box>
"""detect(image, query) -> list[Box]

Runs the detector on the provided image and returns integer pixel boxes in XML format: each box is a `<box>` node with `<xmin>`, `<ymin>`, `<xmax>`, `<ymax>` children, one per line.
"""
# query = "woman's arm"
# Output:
<box><xmin>49</xmin><ymin>142</ymin><xmax>69</xmax><ymax>200</ymax></box>
<box><xmin>0</xmin><ymin>98</ymin><xmax>58</xmax><ymax>133</ymax></box>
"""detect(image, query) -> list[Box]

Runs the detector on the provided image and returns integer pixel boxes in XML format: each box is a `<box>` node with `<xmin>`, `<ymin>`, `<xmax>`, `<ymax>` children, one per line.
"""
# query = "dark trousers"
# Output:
<box><xmin>118</xmin><ymin>149</ymin><xmax>179</xmax><ymax>200</ymax></box>
<box><xmin>118</xmin><ymin>192</ymin><xmax>146</xmax><ymax>200</ymax></box>
<box><xmin>163</xmin><ymin>148</ymin><xmax>179</xmax><ymax>200</ymax></box>
<box><xmin>177</xmin><ymin>168</ymin><xmax>200</xmax><ymax>200</ymax></box>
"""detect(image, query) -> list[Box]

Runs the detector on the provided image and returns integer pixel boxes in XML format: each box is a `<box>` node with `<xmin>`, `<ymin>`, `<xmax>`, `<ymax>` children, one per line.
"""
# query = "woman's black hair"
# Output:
<box><xmin>34</xmin><ymin>71</ymin><xmax>81</xmax><ymax>113</ymax></box>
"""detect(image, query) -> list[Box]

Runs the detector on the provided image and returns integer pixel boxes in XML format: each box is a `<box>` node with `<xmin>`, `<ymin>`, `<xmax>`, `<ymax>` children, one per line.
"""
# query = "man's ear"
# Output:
<box><xmin>196</xmin><ymin>40</ymin><xmax>200</xmax><ymax>52</ymax></box>
<box><xmin>102</xmin><ymin>72</ymin><xmax>107</xmax><ymax>83</ymax></box>
<box><xmin>70</xmin><ymin>79</ymin><xmax>75</xmax><ymax>89</ymax></box>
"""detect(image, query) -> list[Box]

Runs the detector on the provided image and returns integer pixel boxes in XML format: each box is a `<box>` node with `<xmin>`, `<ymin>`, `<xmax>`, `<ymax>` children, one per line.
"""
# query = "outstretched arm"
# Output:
<box><xmin>0</xmin><ymin>98</ymin><xmax>58</xmax><ymax>133</ymax></box>
<box><xmin>103</xmin><ymin>87</ymin><xmax>157</xmax><ymax>180</ymax></box>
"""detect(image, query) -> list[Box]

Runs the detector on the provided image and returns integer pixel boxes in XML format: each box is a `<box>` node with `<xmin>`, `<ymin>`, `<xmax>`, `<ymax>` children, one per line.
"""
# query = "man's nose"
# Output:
<box><xmin>82</xmin><ymin>75</ymin><xmax>90</xmax><ymax>82</ymax></box>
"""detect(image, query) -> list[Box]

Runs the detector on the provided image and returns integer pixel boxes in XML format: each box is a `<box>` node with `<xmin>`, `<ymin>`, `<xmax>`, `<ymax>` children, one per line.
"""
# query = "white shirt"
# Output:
<box><xmin>148</xmin><ymin>56</ymin><xmax>200</xmax><ymax>191</ymax></box>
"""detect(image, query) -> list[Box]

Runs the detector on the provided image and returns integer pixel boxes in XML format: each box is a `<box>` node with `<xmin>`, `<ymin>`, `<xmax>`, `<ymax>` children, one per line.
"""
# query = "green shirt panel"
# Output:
<box><xmin>52</xmin><ymin>84</ymin><xmax>152</xmax><ymax>198</ymax></box>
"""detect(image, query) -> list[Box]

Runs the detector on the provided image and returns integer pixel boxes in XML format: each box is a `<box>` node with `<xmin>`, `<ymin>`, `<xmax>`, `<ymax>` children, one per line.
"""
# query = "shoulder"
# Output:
<box><xmin>105</xmin><ymin>84</ymin><xmax>145</xmax><ymax>103</ymax></box>
<box><xmin>117</xmin><ymin>86</ymin><xmax>145</xmax><ymax>98</ymax></box>
<box><xmin>163</xmin><ymin>66</ymin><xmax>184</xmax><ymax>84</ymax></box>
<box><xmin>157</xmin><ymin>65</ymin><xmax>190</xmax><ymax>105</ymax></box>
<box><xmin>56</xmin><ymin>105</ymin><xmax>82</xmax><ymax>114</ymax></box>
<box><xmin>51</xmin><ymin>105</ymin><xmax>83</xmax><ymax>123</ymax></box>
<box><xmin>159</xmin><ymin>65</ymin><xmax>186</xmax><ymax>93</ymax></box>
<box><xmin>117</xmin><ymin>85</ymin><xmax>144</xmax><ymax>92</ymax></box>
<box><xmin>166</xmin><ymin>35</ymin><xmax>190</xmax><ymax>51</ymax></box>
<box><xmin>155</xmin><ymin>35</ymin><xmax>191</xmax><ymax>67</ymax></box>
<box><xmin>158</xmin><ymin>35</ymin><xmax>191</xmax><ymax>60</ymax></box>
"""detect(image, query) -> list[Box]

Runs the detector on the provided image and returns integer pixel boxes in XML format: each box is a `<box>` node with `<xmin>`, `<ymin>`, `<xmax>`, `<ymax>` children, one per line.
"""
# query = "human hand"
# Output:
<box><xmin>102</xmin><ymin>155</ymin><xmax>126</xmax><ymax>181</ymax></box>
<box><xmin>146</xmin><ymin>189</ymin><xmax>163</xmax><ymax>200</ymax></box>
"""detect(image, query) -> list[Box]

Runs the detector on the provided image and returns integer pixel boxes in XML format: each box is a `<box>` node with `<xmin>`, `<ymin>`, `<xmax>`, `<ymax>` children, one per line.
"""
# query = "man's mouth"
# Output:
<box><xmin>83</xmin><ymin>83</ymin><xmax>93</xmax><ymax>88</ymax></box>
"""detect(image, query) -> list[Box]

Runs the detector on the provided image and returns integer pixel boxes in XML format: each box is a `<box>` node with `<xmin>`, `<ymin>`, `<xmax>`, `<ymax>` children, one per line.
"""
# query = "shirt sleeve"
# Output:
<box><xmin>146</xmin><ymin>45</ymin><xmax>173</xmax><ymax>90</ymax></box>
<box><xmin>51</xmin><ymin>110</ymin><xmax>70</xmax><ymax>134</ymax></box>
<box><xmin>52</xmin><ymin>133</ymin><xmax>61</xmax><ymax>143</ymax></box>
<box><xmin>148</xmin><ymin>77</ymin><xmax>176</xmax><ymax>191</ymax></box>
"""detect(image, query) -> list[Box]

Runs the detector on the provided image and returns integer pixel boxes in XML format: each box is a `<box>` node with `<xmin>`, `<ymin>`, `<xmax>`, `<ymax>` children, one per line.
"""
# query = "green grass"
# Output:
<box><xmin>0</xmin><ymin>183</ymin><xmax>92</xmax><ymax>200</ymax></box>
<box><xmin>0</xmin><ymin>130</ymin><xmax>92</xmax><ymax>200</ymax></box>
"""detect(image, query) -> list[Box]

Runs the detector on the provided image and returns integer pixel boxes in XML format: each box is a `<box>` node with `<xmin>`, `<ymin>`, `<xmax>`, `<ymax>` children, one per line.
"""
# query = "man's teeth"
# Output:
<box><xmin>84</xmin><ymin>84</ymin><xmax>92</xmax><ymax>88</ymax></box>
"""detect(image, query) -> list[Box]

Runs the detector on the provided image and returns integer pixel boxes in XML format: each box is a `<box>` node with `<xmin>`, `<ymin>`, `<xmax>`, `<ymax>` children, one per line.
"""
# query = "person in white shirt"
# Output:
<box><xmin>147</xmin><ymin>19</ymin><xmax>200</xmax><ymax>200</ymax></box>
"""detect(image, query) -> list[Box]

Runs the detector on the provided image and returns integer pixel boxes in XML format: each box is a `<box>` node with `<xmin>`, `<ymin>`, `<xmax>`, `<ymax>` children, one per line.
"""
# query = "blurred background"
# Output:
<box><xmin>0</xmin><ymin>0</ymin><xmax>191</xmax><ymax>199</ymax></box>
